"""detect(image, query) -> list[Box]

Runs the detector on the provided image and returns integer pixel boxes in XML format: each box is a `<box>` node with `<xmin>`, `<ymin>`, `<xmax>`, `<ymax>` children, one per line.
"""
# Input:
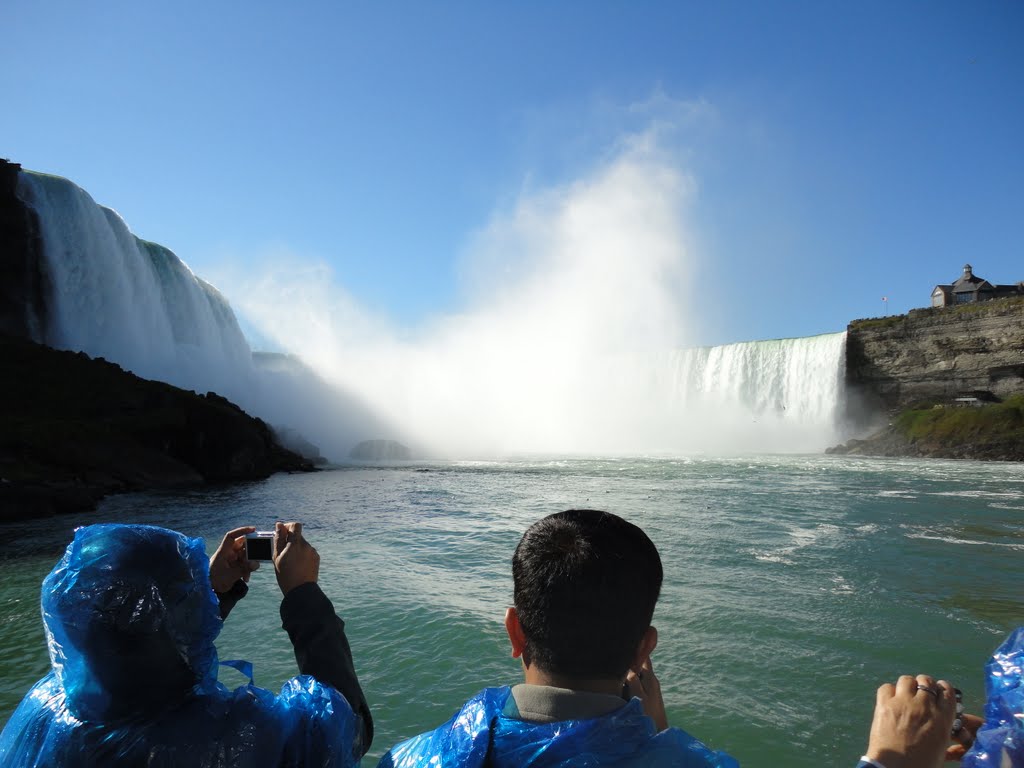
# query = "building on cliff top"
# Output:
<box><xmin>931</xmin><ymin>264</ymin><xmax>1023</xmax><ymax>307</ymax></box>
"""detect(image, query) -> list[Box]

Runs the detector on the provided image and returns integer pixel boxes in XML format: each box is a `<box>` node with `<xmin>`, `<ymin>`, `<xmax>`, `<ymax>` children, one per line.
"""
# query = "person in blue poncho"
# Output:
<box><xmin>379</xmin><ymin>508</ymin><xmax>739</xmax><ymax>768</ymax></box>
<box><xmin>0</xmin><ymin>521</ymin><xmax>372</xmax><ymax>767</ymax></box>
<box><xmin>958</xmin><ymin>626</ymin><xmax>1023</xmax><ymax>768</ymax></box>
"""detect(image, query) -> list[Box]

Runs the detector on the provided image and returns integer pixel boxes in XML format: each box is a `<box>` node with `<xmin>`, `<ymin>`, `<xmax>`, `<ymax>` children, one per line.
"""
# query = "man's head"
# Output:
<box><xmin>507</xmin><ymin>509</ymin><xmax>663</xmax><ymax>682</ymax></box>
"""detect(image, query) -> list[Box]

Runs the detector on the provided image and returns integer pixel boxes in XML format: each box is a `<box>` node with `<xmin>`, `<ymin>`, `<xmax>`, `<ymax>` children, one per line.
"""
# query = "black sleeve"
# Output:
<box><xmin>280</xmin><ymin>582</ymin><xmax>373</xmax><ymax>753</ymax></box>
<box><xmin>215</xmin><ymin>578</ymin><xmax>249</xmax><ymax>620</ymax></box>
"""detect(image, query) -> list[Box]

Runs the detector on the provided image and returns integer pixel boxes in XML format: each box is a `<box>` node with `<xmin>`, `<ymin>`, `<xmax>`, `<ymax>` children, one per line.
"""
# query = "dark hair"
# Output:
<box><xmin>512</xmin><ymin>509</ymin><xmax>663</xmax><ymax>680</ymax></box>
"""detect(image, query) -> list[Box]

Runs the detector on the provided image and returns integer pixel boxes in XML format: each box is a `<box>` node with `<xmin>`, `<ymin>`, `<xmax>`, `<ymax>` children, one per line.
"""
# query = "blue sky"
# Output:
<box><xmin>3</xmin><ymin>1</ymin><xmax>1022</xmax><ymax>348</ymax></box>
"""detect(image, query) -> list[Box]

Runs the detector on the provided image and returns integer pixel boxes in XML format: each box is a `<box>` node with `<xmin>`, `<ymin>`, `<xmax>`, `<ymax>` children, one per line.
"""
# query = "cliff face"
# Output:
<box><xmin>0</xmin><ymin>160</ymin><xmax>47</xmax><ymax>340</ymax></box>
<box><xmin>0</xmin><ymin>334</ymin><xmax>313</xmax><ymax>521</ymax></box>
<box><xmin>846</xmin><ymin>297</ymin><xmax>1024</xmax><ymax>416</ymax></box>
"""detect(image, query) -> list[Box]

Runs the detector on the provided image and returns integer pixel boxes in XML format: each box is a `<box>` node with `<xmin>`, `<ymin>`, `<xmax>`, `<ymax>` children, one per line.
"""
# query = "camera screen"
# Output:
<box><xmin>246</xmin><ymin>536</ymin><xmax>273</xmax><ymax>561</ymax></box>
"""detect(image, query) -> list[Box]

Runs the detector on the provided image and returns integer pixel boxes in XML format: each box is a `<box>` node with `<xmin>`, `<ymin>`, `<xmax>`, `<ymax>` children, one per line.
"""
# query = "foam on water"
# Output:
<box><xmin>0</xmin><ymin>454</ymin><xmax>1021</xmax><ymax>768</ymax></box>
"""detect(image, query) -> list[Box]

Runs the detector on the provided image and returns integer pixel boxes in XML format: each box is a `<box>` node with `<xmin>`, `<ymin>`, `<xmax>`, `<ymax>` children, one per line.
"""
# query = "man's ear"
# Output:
<box><xmin>632</xmin><ymin>625</ymin><xmax>658</xmax><ymax>670</ymax></box>
<box><xmin>505</xmin><ymin>607</ymin><xmax>527</xmax><ymax>659</ymax></box>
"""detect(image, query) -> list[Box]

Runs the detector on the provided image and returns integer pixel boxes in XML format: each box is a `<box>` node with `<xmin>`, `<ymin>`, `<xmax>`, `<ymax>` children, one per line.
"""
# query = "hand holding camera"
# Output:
<box><xmin>219</xmin><ymin>523</ymin><xmax>318</xmax><ymax>598</ymax></box>
<box><xmin>271</xmin><ymin>521</ymin><xmax>320</xmax><ymax>596</ymax></box>
<box><xmin>210</xmin><ymin>526</ymin><xmax>261</xmax><ymax>593</ymax></box>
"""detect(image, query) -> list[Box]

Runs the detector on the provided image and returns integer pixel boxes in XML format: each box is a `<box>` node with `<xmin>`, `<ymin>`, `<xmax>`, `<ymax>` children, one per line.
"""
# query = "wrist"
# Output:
<box><xmin>858</xmin><ymin>757</ymin><xmax>888</xmax><ymax>768</ymax></box>
<box><xmin>863</xmin><ymin>750</ymin><xmax>904</xmax><ymax>768</ymax></box>
<box><xmin>278</xmin><ymin>577</ymin><xmax>317</xmax><ymax>596</ymax></box>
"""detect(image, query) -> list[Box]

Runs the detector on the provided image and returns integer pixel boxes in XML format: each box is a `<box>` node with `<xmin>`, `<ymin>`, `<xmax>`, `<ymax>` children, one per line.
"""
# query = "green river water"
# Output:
<box><xmin>1</xmin><ymin>454</ymin><xmax>1021</xmax><ymax>766</ymax></box>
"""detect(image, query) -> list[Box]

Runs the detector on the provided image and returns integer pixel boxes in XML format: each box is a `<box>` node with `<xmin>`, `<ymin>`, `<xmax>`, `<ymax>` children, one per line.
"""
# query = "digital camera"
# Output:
<box><xmin>244</xmin><ymin>531</ymin><xmax>275</xmax><ymax>561</ymax></box>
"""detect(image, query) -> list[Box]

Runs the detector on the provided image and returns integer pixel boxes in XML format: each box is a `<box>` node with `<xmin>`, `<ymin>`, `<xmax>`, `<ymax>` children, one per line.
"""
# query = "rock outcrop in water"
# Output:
<box><xmin>0</xmin><ymin>334</ymin><xmax>314</xmax><ymax>521</ymax></box>
<box><xmin>349</xmin><ymin>439</ymin><xmax>412</xmax><ymax>462</ymax></box>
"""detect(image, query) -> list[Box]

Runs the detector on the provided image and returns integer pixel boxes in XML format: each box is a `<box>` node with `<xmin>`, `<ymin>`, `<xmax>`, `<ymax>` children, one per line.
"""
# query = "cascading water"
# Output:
<box><xmin>657</xmin><ymin>333</ymin><xmax>847</xmax><ymax>453</ymax></box>
<box><xmin>16</xmin><ymin>171</ymin><xmax>255</xmax><ymax>402</ymax></box>
<box><xmin>14</xmin><ymin>170</ymin><xmax>392</xmax><ymax>460</ymax></box>
<box><xmin>14</xmin><ymin>168</ymin><xmax>849</xmax><ymax>458</ymax></box>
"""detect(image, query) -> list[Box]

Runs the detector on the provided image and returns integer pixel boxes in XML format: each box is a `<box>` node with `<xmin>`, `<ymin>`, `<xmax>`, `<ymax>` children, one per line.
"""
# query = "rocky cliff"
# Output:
<box><xmin>846</xmin><ymin>297</ymin><xmax>1024</xmax><ymax>416</ymax></box>
<box><xmin>0</xmin><ymin>160</ymin><xmax>47</xmax><ymax>340</ymax></box>
<box><xmin>0</xmin><ymin>334</ymin><xmax>314</xmax><ymax>521</ymax></box>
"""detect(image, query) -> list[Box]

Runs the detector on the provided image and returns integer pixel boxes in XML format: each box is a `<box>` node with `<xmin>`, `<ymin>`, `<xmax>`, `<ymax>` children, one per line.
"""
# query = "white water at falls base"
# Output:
<box><xmin>15</xmin><ymin>169</ymin><xmax>849</xmax><ymax>458</ymax></box>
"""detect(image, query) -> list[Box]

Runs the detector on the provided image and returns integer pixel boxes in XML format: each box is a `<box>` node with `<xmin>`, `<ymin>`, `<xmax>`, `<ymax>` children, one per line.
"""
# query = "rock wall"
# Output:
<box><xmin>0</xmin><ymin>333</ymin><xmax>314</xmax><ymax>521</ymax></box>
<box><xmin>0</xmin><ymin>160</ymin><xmax>47</xmax><ymax>340</ymax></box>
<box><xmin>845</xmin><ymin>297</ymin><xmax>1024</xmax><ymax>416</ymax></box>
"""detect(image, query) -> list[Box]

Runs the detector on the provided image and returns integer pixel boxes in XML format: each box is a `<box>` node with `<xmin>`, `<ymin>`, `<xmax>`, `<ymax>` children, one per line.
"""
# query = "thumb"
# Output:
<box><xmin>624</xmin><ymin>668</ymin><xmax>644</xmax><ymax>699</ymax></box>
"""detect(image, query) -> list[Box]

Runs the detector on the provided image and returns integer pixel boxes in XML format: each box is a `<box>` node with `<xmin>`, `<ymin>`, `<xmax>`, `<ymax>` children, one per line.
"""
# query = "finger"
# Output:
<box><xmin>895</xmin><ymin>675</ymin><xmax>918</xmax><ymax>697</ymax></box>
<box><xmin>935</xmin><ymin>679</ymin><xmax>955</xmax><ymax>706</ymax></box>
<box><xmin>222</xmin><ymin>526</ymin><xmax>256</xmax><ymax>545</ymax></box>
<box><xmin>638</xmin><ymin>657</ymin><xmax>661</xmax><ymax>691</ymax></box>
<box><xmin>961</xmin><ymin>713</ymin><xmax>983</xmax><ymax>733</ymax></box>
<box><xmin>241</xmin><ymin>559</ymin><xmax>259</xmax><ymax>582</ymax></box>
<box><xmin>945</xmin><ymin>745</ymin><xmax>967</xmax><ymax>760</ymax></box>
<box><xmin>913</xmin><ymin>674</ymin><xmax>945</xmax><ymax>708</ymax></box>
<box><xmin>275</xmin><ymin>521</ymin><xmax>287</xmax><ymax>558</ymax></box>
<box><xmin>876</xmin><ymin>682</ymin><xmax>897</xmax><ymax>704</ymax></box>
<box><xmin>912</xmin><ymin>674</ymin><xmax>938</xmax><ymax>699</ymax></box>
<box><xmin>624</xmin><ymin>669</ymin><xmax>644</xmax><ymax>699</ymax></box>
<box><xmin>286</xmin><ymin>522</ymin><xmax>306</xmax><ymax>552</ymax></box>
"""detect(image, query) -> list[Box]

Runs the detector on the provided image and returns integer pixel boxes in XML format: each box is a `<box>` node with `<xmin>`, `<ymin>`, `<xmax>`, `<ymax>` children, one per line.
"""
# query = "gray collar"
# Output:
<box><xmin>504</xmin><ymin>683</ymin><xmax>627</xmax><ymax>723</ymax></box>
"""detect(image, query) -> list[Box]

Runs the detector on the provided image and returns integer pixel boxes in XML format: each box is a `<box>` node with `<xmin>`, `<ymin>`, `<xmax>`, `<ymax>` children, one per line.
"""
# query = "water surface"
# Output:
<box><xmin>1</xmin><ymin>455</ymin><xmax>1020</xmax><ymax>766</ymax></box>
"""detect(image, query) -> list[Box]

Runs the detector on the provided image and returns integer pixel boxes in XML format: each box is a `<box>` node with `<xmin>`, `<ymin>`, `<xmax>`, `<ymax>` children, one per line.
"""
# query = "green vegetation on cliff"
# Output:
<box><xmin>895</xmin><ymin>396</ymin><xmax>1024</xmax><ymax>446</ymax></box>
<box><xmin>829</xmin><ymin>396</ymin><xmax>1024</xmax><ymax>461</ymax></box>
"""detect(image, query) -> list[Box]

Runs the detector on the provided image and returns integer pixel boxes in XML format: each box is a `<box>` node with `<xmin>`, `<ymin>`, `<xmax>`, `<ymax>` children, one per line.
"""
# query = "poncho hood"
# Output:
<box><xmin>41</xmin><ymin>524</ymin><xmax>222</xmax><ymax>721</ymax></box>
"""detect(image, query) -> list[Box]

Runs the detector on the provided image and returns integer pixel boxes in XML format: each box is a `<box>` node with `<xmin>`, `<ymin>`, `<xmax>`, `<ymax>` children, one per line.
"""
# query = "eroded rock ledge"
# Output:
<box><xmin>0</xmin><ymin>334</ymin><xmax>314</xmax><ymax>521</ymax></box>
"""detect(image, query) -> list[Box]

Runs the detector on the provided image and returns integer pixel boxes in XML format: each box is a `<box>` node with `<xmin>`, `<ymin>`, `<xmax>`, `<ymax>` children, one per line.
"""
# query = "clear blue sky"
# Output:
<box><xmin>3</xmin><ymin>1</ymin><xmax>1022</xmax><ymax>347</ymax></box>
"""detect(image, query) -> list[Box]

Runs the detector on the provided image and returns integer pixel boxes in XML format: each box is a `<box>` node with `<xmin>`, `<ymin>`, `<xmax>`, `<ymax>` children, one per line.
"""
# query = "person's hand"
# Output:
<box><xmin>273</xmin><ymin>521</ymin><xmax>319</xmax><ymax>596</ymax></box>
<box><xmin>209</xmin><ymin>525</ymin><xmax>259</xmax><ymax>593</ymax></box>
<box><xmin>865</xmin><ymin>675</ymin><xmax>957</xmax><ymax>768</ymax></box>
<box><xmin>625</xmin><ymin>656</ymin><xmax>669</xmax><ymax>732</ymax></box>
<box><xmin>944</xmin><ymin>713</ymin><xmax>982</xmax><ymax>761</ymax></box>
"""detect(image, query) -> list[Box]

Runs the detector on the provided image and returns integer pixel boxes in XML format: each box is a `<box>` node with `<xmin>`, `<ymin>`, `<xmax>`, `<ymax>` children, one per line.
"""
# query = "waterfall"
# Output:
<box><xmin>13</xmin><ymin>168</ymin><xmax>848</xmax><ymax>457</ymax></box>
<box><xmin>667</xmin><ymin>333</ymin><xmax>846</xmax><ymax>427</ymax></box>
<box><xmin>657</xmin><ymin>333</ymin><xmax>847</xmax><ymax>453</ymax></box>
<box><xmin>15</xmin><ymin>171</ymin><xmax>256</xmax><ymax>402</ymax></box>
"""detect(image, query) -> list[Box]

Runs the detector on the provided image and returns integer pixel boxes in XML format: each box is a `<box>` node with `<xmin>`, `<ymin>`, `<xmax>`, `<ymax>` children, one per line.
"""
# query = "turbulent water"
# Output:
<box><xmin>12</xmin><ymin>177</ymin><xmax>998</xmax><ymax>764</ymax></box>
<box><xmin>1</xmin><ymin>455</ymin><xmax>1021</xmax><ymax>767</ymax></box>
<box><xmin>15</xmin><ymin>170</ymin><xmax>852</xmax><ymax>458</ymax></box>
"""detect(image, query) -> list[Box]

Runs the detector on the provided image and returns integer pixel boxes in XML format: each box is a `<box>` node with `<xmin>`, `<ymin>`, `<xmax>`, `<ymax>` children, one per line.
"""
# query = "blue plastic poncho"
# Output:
<box><xmin>378</xmin><ymin>686</ymin><xmax>738</xmax><ymax>768</ymax></box>
<box><xmin>962</xmin><ymin>626</ymin><xmax>1024</xmax><ymax>767</ymax></box>
<box><xmin>0</xmin><ymin>524</ymin><xmax>362</xmax><ymax>767</ymax></box>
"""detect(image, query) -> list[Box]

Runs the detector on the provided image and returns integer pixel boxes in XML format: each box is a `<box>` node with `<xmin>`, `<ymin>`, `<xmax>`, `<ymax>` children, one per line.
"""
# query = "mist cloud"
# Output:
<box><xmin>227</xmin><ymin>133</ymin><xmax>698</xmax><ymax>456</ymax></box>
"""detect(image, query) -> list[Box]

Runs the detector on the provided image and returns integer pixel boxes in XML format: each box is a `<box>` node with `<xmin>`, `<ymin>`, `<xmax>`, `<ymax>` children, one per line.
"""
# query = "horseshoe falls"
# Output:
<box><xmin>14</xmin><ymin>169</ymin><xmax>848</xmax><ymax>458</ymax></box>
<box><xmin>659</xmin><ymin>333</ymin><xmax>847</xmax><ymax>454</ymax></box>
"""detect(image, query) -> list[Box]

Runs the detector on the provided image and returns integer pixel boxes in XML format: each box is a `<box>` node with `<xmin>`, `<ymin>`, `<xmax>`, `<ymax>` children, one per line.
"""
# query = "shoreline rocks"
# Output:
<box><xmin>0</xmin><ymin>334</ymin><xmax>315</xmax><ymax>521</ymax></box>
<box><xmin>827</xmin><ymin>396</ymin><xmax>1024</xmax><ymax>462</ymax></box>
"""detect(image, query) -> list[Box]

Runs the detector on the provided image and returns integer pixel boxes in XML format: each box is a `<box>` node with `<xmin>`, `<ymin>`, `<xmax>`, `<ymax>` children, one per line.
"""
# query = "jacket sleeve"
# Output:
<box><xmin>280</xmin><ymin>582</ymin><xmax>374</xmax><ymax>753</ymax></box>
<box><xmin>215</xmin><ymin>578</ymin><xmax>249</xmax><ymax>619</ymax></box>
